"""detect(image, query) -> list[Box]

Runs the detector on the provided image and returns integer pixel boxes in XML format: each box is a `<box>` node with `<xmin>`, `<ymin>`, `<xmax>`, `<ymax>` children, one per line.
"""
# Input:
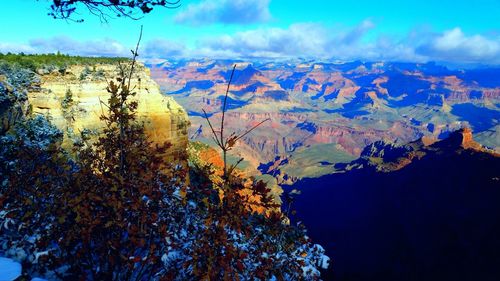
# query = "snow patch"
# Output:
<box><xmin>0</xmin><ymin>257</ymin><xmax>21</xmax><ymax>281</ymax></box>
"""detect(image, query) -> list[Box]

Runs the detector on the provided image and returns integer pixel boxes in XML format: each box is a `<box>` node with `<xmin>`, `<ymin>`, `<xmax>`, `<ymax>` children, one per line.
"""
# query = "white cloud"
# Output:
<box><xmin>0</xmin><ymin>42</ymin><xmax>35</xmax><ymax>54</ymax></box>
<box><xmin>195</xmin><ymin>21</ymin><xmax>389</xmax><ymax>60</ymax></box>
<box><xmin>197</xmin><ymin>23</ymin><xmax>331</xmax><ymax>58</ymax></box>
<box><xmin>28</xmin><ymin>36</ymin><xmax>128</xmax><ymax>57</ymax></box>
<box><xmin>416</xmin><ymin>27</ymin><xmax>500</xmax><ymax>63</ymax></box>
<box><xmin>174</xmin><ymin>0</ymin><xmax>271</xmax><ymax>25</ymax></box>
<box><xmin>339</xmin><ymin>19</ymin><xmax>376</xmax><ymax>45</ymax></box>
<box><xmin>1</xmin><ymin>37</ymin><xmax>184</xmax><ymax>59</ymax></box>
<box><xmin>2</xmin><ymin>23</ymin><xmax>500</xmax><ymax>65</ymax></box>
<box><xmin>143</xmin><ymin>39</ymin><xmax>186</xmax><ymax>58</ymax></box>
<box><xmin>0</xmin><ymin>37</ymin><xmax>130</xmax><ymax>57</ymax></box>
<box><xmin>189</xmin><ymin>23</ymin><xmax>500</xmax><ymax>65</ymax></box>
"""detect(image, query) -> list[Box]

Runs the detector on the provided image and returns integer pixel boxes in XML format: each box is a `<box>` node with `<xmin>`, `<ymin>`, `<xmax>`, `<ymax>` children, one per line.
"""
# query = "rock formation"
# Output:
<box><xmin>27</xmin><ymin>64</ymin><xmax>189</xmax><ymax>162</ymax></box>
<box><xmin>340</xmin><ymin>127</ymin><xmax>498</xmax><ymax>172</ymax></box>
<box><xmin>287</xmin><ymin>127</ymin><xmax>500</xmax><ymax>281</ymax></box>
<box><xmin>148</xmin><ymin>59</ymin><xmax>500</xmax><ymax>179</ymax></box>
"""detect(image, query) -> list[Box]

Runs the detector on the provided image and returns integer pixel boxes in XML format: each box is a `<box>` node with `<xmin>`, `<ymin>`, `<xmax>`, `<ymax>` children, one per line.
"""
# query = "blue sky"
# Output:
<box><xmin>1</xmin><ymin>0</ymin><xmax>499</xmax><ymax>64</ymax></box>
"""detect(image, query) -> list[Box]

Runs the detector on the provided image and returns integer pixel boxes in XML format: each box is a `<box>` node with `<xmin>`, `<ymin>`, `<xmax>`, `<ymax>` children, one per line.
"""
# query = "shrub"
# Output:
<box><xmin>0</xmin><ymin>45</ymin><xmax>329</xmax><ymax>280</ymax></box>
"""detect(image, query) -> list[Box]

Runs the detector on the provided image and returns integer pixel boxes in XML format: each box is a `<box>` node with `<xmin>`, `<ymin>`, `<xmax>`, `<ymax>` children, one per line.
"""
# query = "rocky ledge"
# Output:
<box><xmin>27</xmin><ymin>63</ymin><xmax>189</xmax><ymax>163</ymax></box>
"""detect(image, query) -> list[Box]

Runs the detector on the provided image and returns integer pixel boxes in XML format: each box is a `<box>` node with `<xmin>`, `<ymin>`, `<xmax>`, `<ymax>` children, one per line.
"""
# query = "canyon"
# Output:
<box><xmin>149</xmin><ymin>59</ymin><xmax>500</xmax><ymax>180</ymax></box>
<box><xmin>287</xmin><ymin>128</ymin><xmax>500</xmax><ymax>280</ymax></box>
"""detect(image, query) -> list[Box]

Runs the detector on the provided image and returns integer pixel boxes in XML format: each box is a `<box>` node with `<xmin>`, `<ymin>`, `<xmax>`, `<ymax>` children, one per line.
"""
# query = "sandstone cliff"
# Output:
<box><xmin>27</xmin><ymin>63</ymin><xmax>189</xmax><ymax>162</ymax></box>
<box><xmin>340</xmin><ymin>127</ymin><xmax>499</xmax><ymax>172</ymax></box>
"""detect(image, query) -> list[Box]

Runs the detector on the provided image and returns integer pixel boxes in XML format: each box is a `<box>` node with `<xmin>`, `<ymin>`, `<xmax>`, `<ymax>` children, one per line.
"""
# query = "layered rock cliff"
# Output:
<box><xmin>339</xmin><ymin>127</ymin><xmax>498</xmax><ymax>172</ymax></box>
<box><xmin>148</xmin><ymin>59</ymin><xmax>500</xmax><ymax>180</ymax></box>
<box><xmin>27</xmin><ymin>64</ymin><xmax>189</xmax><ymax>162</ymax></box>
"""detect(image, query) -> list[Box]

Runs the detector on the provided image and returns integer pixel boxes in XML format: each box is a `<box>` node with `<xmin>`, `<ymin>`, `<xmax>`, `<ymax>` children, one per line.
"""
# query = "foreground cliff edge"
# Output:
<box><xmin>27</xmin><ymin>63</ymin><xmax>189</xmax><ymax>163</ymax></box>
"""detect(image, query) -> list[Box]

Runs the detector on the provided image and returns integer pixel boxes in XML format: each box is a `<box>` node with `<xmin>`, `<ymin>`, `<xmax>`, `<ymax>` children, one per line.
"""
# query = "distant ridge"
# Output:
<box><xmin>149</xmin><ymin>59</ymin><xmax>500</xmax><ymax>180</ymax></box>
<box><xmin>338</xmin><ymin>127</ymin><xmax>499</xmax><ymax>172</ymax></box>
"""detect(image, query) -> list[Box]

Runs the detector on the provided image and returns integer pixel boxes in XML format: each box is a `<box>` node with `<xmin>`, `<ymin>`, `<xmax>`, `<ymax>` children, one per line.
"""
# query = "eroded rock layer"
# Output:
<box><xmin>28</xmin><ymin>64</ymin><xmax>189</xmax><ymax>162</ymax></box>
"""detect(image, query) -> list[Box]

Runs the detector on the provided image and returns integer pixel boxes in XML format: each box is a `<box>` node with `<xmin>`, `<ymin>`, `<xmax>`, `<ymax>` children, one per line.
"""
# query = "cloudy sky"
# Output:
<box><xmin>1</xmin><ymin>0</ymin><xmax>500</xmax><ymax>64</ymax></box>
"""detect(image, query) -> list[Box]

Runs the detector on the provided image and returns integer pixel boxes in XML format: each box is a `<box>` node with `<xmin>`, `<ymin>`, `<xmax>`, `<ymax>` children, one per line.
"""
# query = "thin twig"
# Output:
<box><xmin>220</xmin><ymin>65</ymin><xmax>237</xmax><ymax>149</ymax></box>
<box><xmin>202</xmin><ymin>109</ymin><xmax>222</xmax><ymax>148</ymax></box>
<box><xmin>201</xmin><ymin>64</ymin><xmax>270</xmax><ymax>183</ymax></box>
<box><xmin>227</xmin><ymin>157</ymin><xmax>244</xmax><ymax>177</ymax></box>
<box><xmin>220</xmin><ymin>65</ymin><xmax>237</xmax><ymax>179</ymax></box>
<box><xmin>234</xmin><ymin>118</ymin><xmax>271</xmax><ymax>142</ymax></box>
<box><xmin>118</xmin><ymin>25</ymin><xmax>143</xmax><ymax>176</ymax></box>
<box><xmin>128</xmin><ymin>25</ymin><xmax>143</xmax><ymax>90</ymax></box>
<box><xmin>51</xmin><ymin>0</ymin><xmax>182</xmax><ymax>22</ymax></box>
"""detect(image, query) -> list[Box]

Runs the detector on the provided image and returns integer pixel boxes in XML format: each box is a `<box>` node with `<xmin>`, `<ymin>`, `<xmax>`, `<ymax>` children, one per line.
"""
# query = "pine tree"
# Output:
<box><xmin>51</xmin><ymin>28</ymin><xmax>185</xmax><ymax>280</ymax></box>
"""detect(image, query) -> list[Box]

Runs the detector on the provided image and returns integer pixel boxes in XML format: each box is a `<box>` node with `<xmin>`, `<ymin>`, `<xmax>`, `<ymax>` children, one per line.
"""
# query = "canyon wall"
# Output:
<box><xmin>27</xmin><ymin>64</ymin><xmax>189</xmax><ymax>162</ymax></box>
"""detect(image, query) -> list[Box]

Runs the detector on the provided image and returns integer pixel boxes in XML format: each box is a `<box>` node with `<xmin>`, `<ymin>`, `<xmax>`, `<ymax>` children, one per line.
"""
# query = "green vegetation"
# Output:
<box><xmin>282</xmin><ymin>143</ymin><xmax>357</xmax><ymax>179</ymax></box>
<box><xmin>0</xmin><ymin>62</ymin><xmax>33</xmax><ymax>134</ymax></box>
<box><xmin>0</xmin><ymin>52</ymin><xmax>329</xmax><ymax>280</ymax></box>
<box><xmin>61</xmin><ymin>88</ymin><xmax>77</xmax><ymax>123</ymax></box>
<box><xmin>0</xmin><ymin>52</ymin><xmax>127</xmax><ymax>72</ymax></box>
<box><xmin>61</xmin><ymin>88</ymin><xmax>74</xmax><ymax>109</ymax></box>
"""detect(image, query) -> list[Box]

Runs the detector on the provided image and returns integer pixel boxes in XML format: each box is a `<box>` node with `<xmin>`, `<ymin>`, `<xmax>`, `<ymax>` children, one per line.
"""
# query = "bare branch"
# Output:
<box><xmin>227</xmin><ymin>157</ymin><xmax>244</xmax><ymax>177</ymax></box>
<box><xmin>202</xmin><ymin>109</ymin><xmax>222</xmax><ymax>148</ymax></box>
<box><xmin>220</xmin><ymin>64</ymin><xmax>236</xmax><ymax>148</ymax></box>
<box><xmin>47</xmin><ymin>0</ymin><xmax>181</xmax><ymax>22</ymax></box>
<box><xmin>127</xmin><ymin>25</ymin><xmax>143</xmax><ymax>91</ymax></box>
<box><xmin>234</xmin><ymin>118</ymin><xmax>271</xmax><ymax>143</ymax></box>
<box><xmin>201</xmin><ymin>64</ymin><xmax>269</xmax><ymax>183</ymax></box>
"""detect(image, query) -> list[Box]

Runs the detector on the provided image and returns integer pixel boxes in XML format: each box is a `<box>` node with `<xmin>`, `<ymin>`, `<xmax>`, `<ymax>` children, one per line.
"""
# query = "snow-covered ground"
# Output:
<box><xmin>0</xmin><ymin>257</ymin><xmax>48</xmax><ymax>281</ymax></box>
<box><xmin>0</xmin><ymin>257</ymin><xmax>21</xmax><ymax>281</ymax></box>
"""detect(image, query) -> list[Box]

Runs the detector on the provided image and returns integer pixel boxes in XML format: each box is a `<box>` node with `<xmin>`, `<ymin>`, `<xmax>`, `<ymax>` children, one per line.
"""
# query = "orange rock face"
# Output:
<box><xmin>27</xmin><ymin>64</ymin><xmax>190</xmax><ymax>163</ymax></box>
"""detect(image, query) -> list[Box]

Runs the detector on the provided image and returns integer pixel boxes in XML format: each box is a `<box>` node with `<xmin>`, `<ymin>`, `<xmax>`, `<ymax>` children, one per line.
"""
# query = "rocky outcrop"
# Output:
<box><xmin>439</xmin><ymin>127</ymin><xmax>482</xmax><ymax>150</ymax></box>
<box><xmin>27</xmin><ymin>64</ymin><xmax>189</xmax><ymax>162</ymax></box>
<box><xmin>341</xmin><ymin>127</ymin><xmax>498</xmax><ymax>172</ymax></box>
<box><xmin>288</xmin><ymin>127</ymin><xmax>500</xmax><ymax>281</ymax></box>
<box><xmin>0</xmin><ymin>75</ymin><xmax>24</xmax><ymax>134</ymax></box>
